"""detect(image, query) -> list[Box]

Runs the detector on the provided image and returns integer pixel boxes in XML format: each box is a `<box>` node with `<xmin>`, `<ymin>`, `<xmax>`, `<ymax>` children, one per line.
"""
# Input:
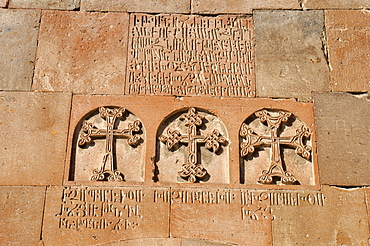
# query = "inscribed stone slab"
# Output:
<box><xmin>81</xmin><ymin>0</ymin><xmax>190</xmax><ymax>13</ymax></box>
<box><xmin>272</xmin><ymin>186</ymin><xmax>369</xmax><ymax>245</ymax></box>
<box><xmin>303</xmin><ymin>0</ymin><xmax>370</xmax><ymax>9</ymax></box>
<box><xmin>326</xmin><ymin>10</ymin><xmax>370</xmax><ymax>92</ymax></box>
<box><xmin>9</xmin><ymin>0</ymin><xmax>80</xmax><ymax>10</ymax></box>
<box><xmin>254</xmin><ymin>10</ymin><xmax>330</xmax><ymax>101</ymax></box>
<box><xmin>0</xmin><ymin>92</ymin><xmax>71</xmax><ymax>185</ymax></box>
<box><xmin>126</xmin><ymin>14</ymin><xmax>255</xmax><ymax>97</ymax></box>
<box><xmin>313</xmin><ymin>92</ymin><xmax>370</xmax><ymax>185</ymax></box>
<box><xmin>192</xmin><ymin>0</ymin><xmax>299</xmax><ymax>14</ymax></box>
<box><xmin>0</xmin><ymin>186</ymin><xmax>46</xmax><ymax>245</ymax></box>
<box><xmin>33</xmin><ymin>10</ymin><xmax>129</xmax><ymax>94</ymax></box>
<box><xmin>170</xmin><ymin>188</ymin><xmax>272</xmax><ymax>245</ymax></box>
<box><xmin>66</xmin><ymin>95</ymin><xmax>318</xmax><ymax>190</ymax></box>
<box><xmin>0</xmin><ymin>9</ymin><xmax>40</xmax><ymax>91</ymax></box>
<box><xmin>42</xmin><ymin>186</ymin><xmax>170</xmax><ymax>246</ymax></box>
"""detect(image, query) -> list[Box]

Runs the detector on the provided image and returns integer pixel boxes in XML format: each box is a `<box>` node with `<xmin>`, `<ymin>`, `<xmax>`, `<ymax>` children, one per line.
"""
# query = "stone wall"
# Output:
<box><xmin>0</xmin><ymin>1</ymin><xmax>369</xmax><ymax>245</ymax></box>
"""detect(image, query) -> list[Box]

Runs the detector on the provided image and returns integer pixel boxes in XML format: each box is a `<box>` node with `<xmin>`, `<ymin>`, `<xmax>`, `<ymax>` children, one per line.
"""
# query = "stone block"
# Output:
<box><xmin>65</xmin><ymin>95</ymin><xmax>318</xmax><ymax>190</ymax></box>
<box><xmin>9</xmin><ymin>0</ymin><xmax>80</xmax><ymax>10</ymax></box>
<box><xmin>272</xmin><ymin>186</ymin><xmax>369</xmax><ymax>245</ymax></box>
<box><xmin>254</xmin><ymin>10</ymin><xmax>330</xmax><ymax>101</ymax></box>
<box><xmin>313</xmin><ymin>92</ymin><xmax>370</xmax><ymax>185</ymax></box>
<box><xmin>33</xmin><ymin>10</ymin><xmax>129</xmax><ymax>94</ymax></box>
<box><xmin>326</xmin><ymin>10</ymin><xmax>370</xmax><ymax>92</ymax></box>
<box><xmin>303</xmin><ymin>0</ymin><xmax>370</xmax><ymax>9</ymax></box>
<box><xmin>170</xmin><ymin>188</ymin><xmax>272</xmax><ymax>245</ymax></box>
<box><xmin>0</xmin><ymin>186</ymin><xmax>46</xmax><ymax>245</ymax></box>
<box><xmin>192</xmin><ymin>0</ymin><xmax>300</xmax><ymax>14</ymax></box>
<box><xmin>0</xmin><ymin>92</ymin><xmax>71</xmax><ymax>185</ymax></box>
<box><xmin>125</xmin><ymin>14</ymin><xmax>255</xmax><ymax>97</ymax></box>
<box><xmin>81</xmin><ymin>0</ymin><xmax>190</xmax><ymax>13</ymax></box>
<box><xmin>0</xmin><ymin>9</ymin><xmax>40</xmax><ymax>91</ymax></box>
<box><xmin>42</xmin><ymin>186</ymin><xmax>170</xmax><ymax>245</ymax></box>
<box><xmin>182</xmin><ymin>238</ymin><xmax>234</xmax><ymax>246</ymax></box>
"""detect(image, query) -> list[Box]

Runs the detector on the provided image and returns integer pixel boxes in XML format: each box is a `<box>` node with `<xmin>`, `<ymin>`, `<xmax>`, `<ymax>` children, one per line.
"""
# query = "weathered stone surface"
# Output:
<box><xmin>0</xmin><ymin>92</ymin><xmax>71</xmax><ymax>185</ymax></box>
<box><xmin>255</xmin><ymin>10</ymin><xmax>330</xmax><ymax>101</ymax></box>
<box><xmin>0</xmin><ymin>0</ymin><xmax>7</xmax><ymax>7</ymax></box>
<box><xmin>126</xmin><ymin>14</ymin><xmax>255</xmax><ymax>97</ymax></box>
<box><xmin>272</xmin><ymin>186</ymin><xmax>369</xmax><ymax>245</ymax></box>
<box><xmin>0</xmin><ymin>186</ymin><xmax>45</xmax><ymax>245</ymax></box>
<box><xmin>65</xmin><ymin>95</ymin><xmax>318</xmax><ymax>189</ymax></box>
<box><xmin>9</xmin><ymin>0</ymin><xmax>80</xmax><ymax>10</ymax></box>
<box><xmin>303</xmin><ymin>0</ymin><xmax>370</xmax><ymax>9</ymax></box>
<box><xmin>0</xmin><ymin>9</ymin><xmax>40</xmax><ymax>91</ymax></box>
<box><xmin>98</xmin><ymin>238</ymin><xmax>182</xmax><ymax>246</ymax></box>
<box><xmin>326</xmin><ymin>10</ymin><xmax>370</xmax><ymax>92</ymax></box>
<box><xmin>42</xmin><ymin>186</ymin><xmax>170</xmax><ymax>246</ymax></box>
<box><xmin>181</xmin><ymin>238</ymin><xmax>234</xmax><ymax>246</ymax></box>
<box><xmin>33</xmin><ymin>11</ymin><xmax>129</xmax><ymax>94</ymax></box>
<box><xmin>81</xmin><ymin>0</ymin><xmax>190</xmax><ymax>13</ymax></box>
<box><xmin>314</xmin><ymin>92</ymin><xmax>370</xmax><ymax>185</ymax></box>
<box><xmin>192</xmin><ymin>0</ymin><xmax>300</xmax><ymax>14</ymax></box>
<box><xmin>170</xmin><ymin>188</ymin><xmax>272</xmax><ymax>245</ymax></box>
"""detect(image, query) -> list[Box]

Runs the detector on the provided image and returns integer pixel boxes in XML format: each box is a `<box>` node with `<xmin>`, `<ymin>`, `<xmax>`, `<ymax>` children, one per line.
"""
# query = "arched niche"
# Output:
<box><xmin>156</xmin><ymin>107</ymin><xmax>229</xmax><ymax>184</ymax></box>
<box><xmin>69</xmin><ymin>106</ymin><xmax>145</xmax><ymax>182</ymax></box>
<box><xmin>239</xmin><ymin>108</ymin><xmax>314</xmax><ymax>186</ymax></box>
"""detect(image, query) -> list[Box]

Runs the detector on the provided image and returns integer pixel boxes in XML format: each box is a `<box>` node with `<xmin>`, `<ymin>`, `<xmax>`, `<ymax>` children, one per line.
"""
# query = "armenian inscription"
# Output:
<box><xmin>127</xmin><ymin>14</ymin><xmax>255</xmax><ymax>97</ymax></box>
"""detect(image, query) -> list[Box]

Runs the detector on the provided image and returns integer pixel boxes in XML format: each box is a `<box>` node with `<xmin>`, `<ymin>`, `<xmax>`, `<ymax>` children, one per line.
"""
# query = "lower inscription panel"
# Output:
<box><xmin>43</xmin><ymin>186</ymin><xmax>326</xmax><ymax>245</ymax></box>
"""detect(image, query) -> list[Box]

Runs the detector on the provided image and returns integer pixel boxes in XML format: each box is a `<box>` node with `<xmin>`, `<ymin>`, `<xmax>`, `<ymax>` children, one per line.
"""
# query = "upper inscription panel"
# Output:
<box><xmin>126</xmin><ymin>14</ymin><xmax>255</xmax><ymax>97</ymax></box>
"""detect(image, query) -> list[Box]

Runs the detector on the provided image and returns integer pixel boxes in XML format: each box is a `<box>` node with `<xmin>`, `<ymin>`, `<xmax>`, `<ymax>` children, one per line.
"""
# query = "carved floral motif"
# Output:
<box><xmin>78</xmin><ymin>107</ymin><xmax>142</xmax><ymax>181</ymax></box>
<box><xmin>159</xmin><ymin>108</ymin><xmax>227</xmax><ymax>183</ymax></box>
<box><xmin>240</xmin><ymin>109</ymin><xmax>312</xmax><ymax>185</ymax></box>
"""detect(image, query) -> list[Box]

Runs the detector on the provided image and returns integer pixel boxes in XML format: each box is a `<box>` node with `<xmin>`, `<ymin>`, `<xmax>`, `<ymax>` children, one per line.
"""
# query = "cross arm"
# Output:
<box><xmin>78</xmin><ymin>120</ymin><xmax>102</xmax><ymax>146</ymax></box>
<box><xmin>114</xmin><ymin>120</ymin><xmax>142</xmax><ymax>147</ymax></box>
<box><xmin>240</xmin><ymin>123</ymin><xmax>266</xmax><ymax>157</ymax></box>
<box><xmin>282</xmin><ymin>125</ymin><xmax>312</xmax><ymax>159</ymax></box>
<box><xmin>204</xmin><ymin>129</ymin><xmax>227</xmax><ymax>152</ymax></box>
<box><xmin>159</xmin><ymin>129</ymin><xmax>184</xmax><ymax>150</ymax></box>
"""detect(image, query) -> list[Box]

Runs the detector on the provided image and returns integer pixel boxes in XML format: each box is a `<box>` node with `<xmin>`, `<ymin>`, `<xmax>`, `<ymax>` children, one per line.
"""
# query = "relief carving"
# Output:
<box><xmin>240</xmin><ymin>109</ymin><xmax>312</xmax><ymax>185</ymax></box>
<box><xmin>73</xmin><ymin>106</ymin><xmax>144</xmax><ymax>182</ymax></box>
<box><xmin>159</xmin><ymin>107</ymin><xmax>228</xmax><ymax>183</ymax></box>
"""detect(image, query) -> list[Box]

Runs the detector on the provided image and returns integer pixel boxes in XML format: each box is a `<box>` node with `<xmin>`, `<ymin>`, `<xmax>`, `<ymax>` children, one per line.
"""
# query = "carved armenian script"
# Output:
<box><xmin>56</xmin><ymin>187</ymin><xmax>325</xmax><ymax>231</ymax></box>
<box><xmin>126</xmin><ymin>14</ymin><xmax>255</xmax><ymax>97</ymax></box>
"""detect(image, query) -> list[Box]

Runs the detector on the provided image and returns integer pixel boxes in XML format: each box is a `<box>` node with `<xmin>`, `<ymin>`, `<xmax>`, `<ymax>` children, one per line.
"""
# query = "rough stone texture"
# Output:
<box><xmin>42</xmin><ymin>186</ymin><xmax>170</xmax><ymax>246</ymax></box>
<box><xmin>272</xmin><ymin>186</ymin><xmax>369</xmax><ymax>245</ymax></box>
<box><xmin>0</xmin><ymin>92</ymin><xmax>71</xmax><ymax>185</ymax></box>
<box><xmin>81</xmin><ymin>0</ymin><xmax>190</xmax><ymax>13</ymax></box>
<box><xmin>192</xmin><ymin>0</ymin><xmax>300</xmax><ymax>14</ymax></box>
<box><xmin>9</xmin><ymin>0</ymin><xmax>80</xmax><ymax>10</ymax></box>
<box><xmin>365</xmin><ymin>188</ymin><xmax>370</xmax><ymax>229</ymax></box>
<box><xmin>0</xmin><ymin>186</ymin><xmax>46</xmax><ymax>245</ymax></box>
<box><xmin>314</xmin><ymin>92</ymin><xmax>370</xmax><ymax>186</ymax></box>
<box><xmin>0</xmin><ymin>0</ymin><xmax>7</xmax><ymax>7</ymax></box>
<box><xmin>170</xmin><ymin>188</ymin><xmax>272</xmax><ymax>245</ymax></box>
<box><xmin>33</xmin><ymin>11</ymin><xmax>129</xmax><ymax>94</ymax></box>
<box><xmin>98</xmin><ymin>238</ymin><xmax>182</xmax><ymax>246</ymax></box>
<box><xmin>303</xmin><ymin>0</ymin><xmax>370</xmax><ymax>9</ymax></box>
<box><xmin>255</xmin><ymin>10</ymin><xmax>330</xmax><ymax>101</ymax></box>
<box><xmin>181</xmin><ymin>238</ymin><xmax>234</xmax><ymax>246</ymax></box>
<box><xmin>326</xmin><ymin>10</ymin><xmax>370</xmax><ymax>92</ymax></box>
<box><xmin>0</xmin><ymin>9</ymin><xmax>40</xmax><ymax>91</ymax></box>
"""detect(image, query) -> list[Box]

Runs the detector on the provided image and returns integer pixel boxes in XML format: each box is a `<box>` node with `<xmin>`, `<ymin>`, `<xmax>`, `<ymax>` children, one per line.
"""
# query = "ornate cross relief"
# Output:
<box><xmin>240</xmin><ymin>109</ymin><xmax>312</xmax><ymax>185</ymax></box>
<box><xmin>159</xmin><ymin>108</ymin><xmax>228</xmax><ymax>183</ymax></box>
<box><xmin>78</xmin><ymin>107</ymin><xmax>142</xmax><ymax>181</ymax></box>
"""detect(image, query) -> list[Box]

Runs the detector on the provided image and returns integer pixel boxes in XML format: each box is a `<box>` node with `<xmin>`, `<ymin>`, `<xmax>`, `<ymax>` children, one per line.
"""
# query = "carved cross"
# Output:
<box><xmin>159</xmin><ymin>107</ymin><xmax>227</xmax><ymax>183</ymax></box>
<box><xmin>240</xmin><ymin>109</ymin><xmax>312</xmax><ymax>184</ymax></box>
<box><xmin>78</xmin><ymin>107</ymin><xmax>142</xmax><ymax>181</ymax></box>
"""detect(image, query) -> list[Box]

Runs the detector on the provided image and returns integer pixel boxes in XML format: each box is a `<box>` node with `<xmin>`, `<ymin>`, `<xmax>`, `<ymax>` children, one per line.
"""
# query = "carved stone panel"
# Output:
<box><xmin>240</xmin><ymin>109</ymin><xmax>315</xmax><ymax>186</ymax></box>
<box><xmin>68</xmin><ymin>106</ymin><xmax>145</xmax><ymax>183</ymax></box>
<box><xmin>157</xmin><ymin>107</ymin><xmax>229</xmax><ymax>183</ymax></box>
<box><xmin>126</xmin><ymin>14</ymin><xmax>255</xmax><ymax>97</ymax></box>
